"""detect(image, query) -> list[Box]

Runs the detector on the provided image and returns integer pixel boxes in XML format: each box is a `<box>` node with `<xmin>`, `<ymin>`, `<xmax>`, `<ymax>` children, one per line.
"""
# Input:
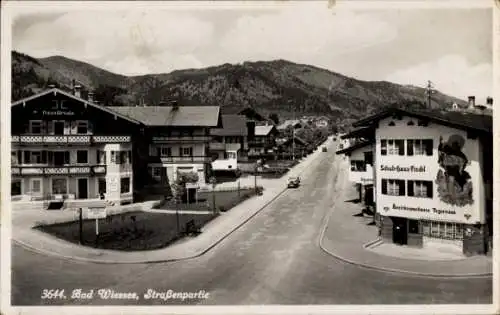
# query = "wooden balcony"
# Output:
<box><xmin>11</xmin><ymin>134</ymin><xmax>131</xmax><ymax>145</ymax></box>
<box><xmin>209</xmin><ymin>142</ymin><xmax>242</xmax><ymax>151</ymax></box>
<box><xmin>148</xmin><ymin>155</ymin><xmax>212</xmax><ymax>164</ymax></box>
<box><xmin>12</xmin><ymin>165</ymin><xmax>107</xmax><ymax>176</ymax></box>
<box><xmin>152</xmin><ymin>136</ymin><xmax>212</xmax><ymax>143</ymax></box>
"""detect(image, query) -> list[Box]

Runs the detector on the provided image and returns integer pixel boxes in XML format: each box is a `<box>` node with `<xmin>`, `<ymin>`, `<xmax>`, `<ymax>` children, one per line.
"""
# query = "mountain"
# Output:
<box><xmin>11</xmin><ymin>50</ymin><xmax>468</xmax><ymax>122</ymax></box>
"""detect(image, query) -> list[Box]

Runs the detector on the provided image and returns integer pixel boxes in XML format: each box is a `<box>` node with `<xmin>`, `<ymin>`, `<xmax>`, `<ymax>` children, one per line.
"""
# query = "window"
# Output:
<box><xmin>149</xmin><ymin>167</ymin><xmax>161</xmax><ymax>178</ymax></box>
<box><xmin>407</xmin><ymin>139</ymin><xmax>433</xmax><ymax>156</ymax></box>
<box><xmin>52</xmin><ymin>178</ymin><xmax>67</xmax><ymax>194</ymax></box>
<box><xmin>77</xmin><ymin>150</ymin><xmax>88</xmax><ymax>164</ymax></box>
<box><xmin>30</xmin><ymin>121</ymin><xmax>42</xmax><ymax>134</ymax></box>
<box><xmin>76</xmin><ymin>121</ymin><xmax>88</xmax><ymax>134</ymax></box>
<box><xmin>24</xmin><ymin>151</ymin><xmax>45</xmax><ymax>164</ymax></box>
<box><xmin>97</xmin><ymin>151</ymin><xmax>106</xmax><ymax>164</ymax></box>
<box><xmin>11</xmin><ymin>180</ymin><xmax>22</xmax><ymax>196</ymax></box>
<box><xmin>53</xmin><ymin>151</ymin><xmax>70</xmax><ymax>166</ymax></box>
<box><xmin>11</xmin><ymin>151</ymin><xmax>19</xmax><ymax>165</ymax></box>
<box><xmin>180</xmin><ymin>147</ymin><xmax>193</xmax><ymax>156</ymax></box>
<box><xmin>158</xmin><ymin>147</ymin><xmax>172</xmax><ymax>157</ymax></box>
<box><xmin>407</xmin><ymin>180</ymin><xmax>433</xmax><ymax>198</ymax></box>
<box><xmin>364</xmin><ymin>151</ymin><xmax>373</xmax><ymax>165</ymax></box>
<box><xmin>408</xmin><ymin>220</ymin><xmax>419</xmax><ymax>234</ymax></box>
<box><xmin>381</xmin><ymin>139</ymin><xmax>404</xmax><ymax>156</ymax></box>
<box><xmin>227</xmin><ymin>152</ymin><xmax>237</xmax><ymax>159</ymax></box>
<box><xmin>120</xmin><ymin>177</ymin><xmax>131</xmax><ymax>194</ymax></box>
<box><xmin>31</xmin><ymin>179</ymin><xmax>42</xmax><ymax>193</ymax></box>
<box><xmin>381</xmin><ymin>179</ymin><xmax>405</xmax><ymax>196</ymax></box>
<box><xmin>350</xmin><ymin>160</ymin><xmax>366</xmax><ymax>172</ymax></box>
<box><xmin>98</xmin><ymin>178</ymin><xmax>106</xmax><ymax>194</ymax></box>
<box><xmin>421</xmin><ymin>221</ymin><xmax>463</xmax><ymax>240</ymax></box>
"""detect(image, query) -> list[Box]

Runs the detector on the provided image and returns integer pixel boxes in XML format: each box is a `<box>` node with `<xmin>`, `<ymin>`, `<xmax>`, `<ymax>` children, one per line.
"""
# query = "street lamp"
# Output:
<box><xmin>209</xmin><ymin>176</ymin><xmax>217</xmax><ymax>215</ymax></box>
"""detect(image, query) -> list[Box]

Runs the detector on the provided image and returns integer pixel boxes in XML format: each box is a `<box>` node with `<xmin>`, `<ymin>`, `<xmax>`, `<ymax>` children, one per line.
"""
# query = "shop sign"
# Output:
<box><xmin>380</xmin><ymin>165</ymin><xmax>426</xmax><ymax>172</ymax></box>
<box><xmin>383</xmin><ymin>203</ymin><xmax>459</xmax><ymax>216</ymax></box>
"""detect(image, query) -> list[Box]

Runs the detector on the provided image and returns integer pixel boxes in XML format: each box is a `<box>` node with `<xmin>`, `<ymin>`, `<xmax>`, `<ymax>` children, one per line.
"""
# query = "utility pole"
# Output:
<box><xmin>425</xmin><ymin>80</ymin><xmax>435</xmax><ymax>109</ymax></box>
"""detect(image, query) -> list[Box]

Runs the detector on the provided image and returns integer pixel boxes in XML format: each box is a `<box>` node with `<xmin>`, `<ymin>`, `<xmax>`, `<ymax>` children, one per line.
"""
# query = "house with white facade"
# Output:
<box><xmin>209</xmin><ymin>114</ymin><xmax>248</xmax><ymax>171</ymax></box>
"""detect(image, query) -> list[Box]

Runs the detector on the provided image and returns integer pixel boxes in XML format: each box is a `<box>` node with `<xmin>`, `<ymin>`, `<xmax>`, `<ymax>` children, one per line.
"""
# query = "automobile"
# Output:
<box><xmin>322</xmin><ymin>146</ymin><xmax>328</xmax><ymax>152</ymax></box>
<box><xmin>287</xmin><ymin>176</ymin><xmax>301</xmax><ymax>188</ymax></box>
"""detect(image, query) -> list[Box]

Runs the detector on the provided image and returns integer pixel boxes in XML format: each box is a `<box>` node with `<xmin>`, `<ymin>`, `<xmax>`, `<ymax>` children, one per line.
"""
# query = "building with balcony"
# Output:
<box><xmin>108</xmin><ymin>103</ymin><xmax>222</xmax><ymax>199</ymax></box>
<box><xmin>345</xmin><ymin>106</ymin><xmax>493</xmax><ymax>256</ymax></box>
<box><xmin>209</xmin><ymin>114</ymin><xmax>248</xmax><ymax>171</ymax></box>
<box><xmin>248</xmin><ymin>125</ymin><xmax>279</xmax><ymax>159</ymax></box>
<box><xmin>11</xmin><ymin>87</ymin><xmax>140</xmax><ymax>206</ymax></box>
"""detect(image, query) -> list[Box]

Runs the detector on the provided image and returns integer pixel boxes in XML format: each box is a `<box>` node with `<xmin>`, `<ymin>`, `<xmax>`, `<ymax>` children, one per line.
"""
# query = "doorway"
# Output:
<box><xmin>54</xmin><ymin>121</ymin><xmax>65</xmax><ymax>135</ymax></box>
<box><xmin>187</xmin><ymin>188</ymin><xmax>197</xmax><ymax>204</ymax></box>
<box><xmin>392</xmin><ymin>217</ymin><xmax>408</xmax><ymax>245</ymax></box>
<box><xmin>77</xmin><ymin>178</ymin><xmax>88</xmax><ymax>199</ymax></box>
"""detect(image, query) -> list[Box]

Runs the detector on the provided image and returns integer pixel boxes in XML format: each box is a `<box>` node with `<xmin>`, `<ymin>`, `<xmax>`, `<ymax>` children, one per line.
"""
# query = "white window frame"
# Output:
<box><xmin>387</xmin><ymin>179</ymin><xmax>400</xmax><ymax>196</ymax></box>
<box><xmin>50</xmin><ymin>177</ymin><xmax>68</xmax><ymax>195</ymax></box>
<box><xmin>76</xmin><ymin>150</ymin><xmax>88</xmax><ymax>164</ymax></box>
<box><xmin>120</xmin><ymin>177</ymin><xmax>131</xmax><ymax>194</ymax></box>
<box><xmin>76</xmin><ymin>120</ymin><xmax>89</xmax><ymax>134</ymax></box>
<box><xmin>30</xmin><ymin>177</ymin><xmax>43</xmax><ymax>195</ymax></box>
<box><xmin>182</xmin><ymin>147</ymin><xmax>193</xmax><ymax>156</ymax></box>
<box><xmin>413</xmin><ymin>139</ymin><xmax>425</xmax><ymax>155</ymax></box>
<box><xmin>29</xmin><ymin>120</ymin><xmax>43</xmax><ymax>134</ymax></box>
<box><xmin>387</xmin><ymin>140</ymin><xmax>398</xmax><ymax>155</ymax></box>
<box><xmin>76</xmin><ymin>177</ymin><xmax>89</xmax><ymax>199</ymax></box>
<box><xmin>422</xmin><ymin>221</ymin><xmax>464</xmax><ymax>240</ymax></box>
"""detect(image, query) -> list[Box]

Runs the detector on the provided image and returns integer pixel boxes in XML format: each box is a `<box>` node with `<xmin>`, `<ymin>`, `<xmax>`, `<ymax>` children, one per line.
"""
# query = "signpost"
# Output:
<box><xmin>84</xmin><ymin>207</ymin><xmax>107</xmax><ymax>247</ymax></box>
<box><xmin>209</xmin><ymin>176</ymin><xmax>217</xmax><ymax>215</ymax></box>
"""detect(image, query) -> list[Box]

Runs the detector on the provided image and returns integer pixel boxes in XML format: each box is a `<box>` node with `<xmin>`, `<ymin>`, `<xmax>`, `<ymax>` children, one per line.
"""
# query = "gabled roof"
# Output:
<box><xmin>336</xmin><ymin>140</ymin><xmax>374</xmax><ymax>155</ymax></box>
<box><xmin>277</xmin><ymin>119</ymin><xmax>302</xmax><ymax>130</ymax></box>
<box><xmin>11</xmin><ymin>88</ymin><xmax>142</xmax><ymax>125</ymax></box>
<box><xmin>236</xmin><ymin>107</ymin><xmax>267</xmax><ymax>121</ymax></box>
<box><xmin>353</xmin><ymin>107</ymin><xmax>492</xmax><ymax>133</ymax></box>
<box><xmin>106</xmin><ymin>106</ymin><xmax>220</xmax><ymax>127</ymax></box>
<box><xmin>255</xmin><ymin>125</ymin><xmax>276</xmax><ymax>136</ymax></box>
<box><xmin>211</xmin><ymin>115</ymin><xmax>248</xmax><ymax>136</ymax></box>
<box><xmin>280</xmin><ymin>135</ymin><xmax>307</xmax><ymax>147</ymax></box>
<box><xmin>341</xmin><ymin>127</ymin><xmax>376</xmax><ymax>140</ymax></box>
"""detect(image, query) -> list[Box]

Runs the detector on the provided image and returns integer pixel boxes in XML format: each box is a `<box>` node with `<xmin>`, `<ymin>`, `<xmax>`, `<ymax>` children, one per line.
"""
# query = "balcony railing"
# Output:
<box><xmin>152</xmin><ymin>136</ymin><xmax>212</xmax><ymax>143</ymax></box>
<box><xmin>149</xmin><ymin>155</ymin><xmax>211</xmax><ymax>164</ymax></box>
<box><xmin>209</xmin><ymin>142</ymin><xmax>242</xmax><ymax>151</ymax></box>
<box><xmin>12</xmin><ymin>165</ymin><xmax>107</xmax><ymax>176</ymax></box>
<box><xmin>11</xmin><ymin>134</ymin><xmax>131</xmax><ymax>145</ymax></box>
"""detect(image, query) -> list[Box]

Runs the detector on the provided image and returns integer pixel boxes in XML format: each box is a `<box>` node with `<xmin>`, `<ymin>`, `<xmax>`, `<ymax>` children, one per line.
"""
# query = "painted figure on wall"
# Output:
<box><xmin>435</xmin><ymin>134</ymin><xmax>473</xmax><ymax>206</ymax></box>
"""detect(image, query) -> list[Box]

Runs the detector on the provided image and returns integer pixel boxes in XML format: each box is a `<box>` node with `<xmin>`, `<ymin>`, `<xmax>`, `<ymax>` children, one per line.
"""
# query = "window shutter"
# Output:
<box><xmin>24</xmin><ymin>151</ymin><xmax>30</xmax><ymax>163</ymax></box>
<box><xmin>399</xmin><ymin>180</ymin><xmax>406</xmax><ymax>196</ymax></box>
<box><xmin>424</xmin><ymin>139</ymin><xmax>433</xmax><ymax>156</ymax></box>
<box><xmin>397</xmin><ymin>140</ymin><xmax>405</xmax><ymax>155</ymax></box>
<box><xmin>64</xmin><ymin>152</ymin><xmax>70</xmax><ymax>164</ymax></box>
<box><xmin>407</xmin><ymin>180</ymin><xmax>414</xmax><ymax>196</ymax></box>
<box><xmin>406</xmin><ymin>140</ymin><xmax>414</xmax><ymax>156</ymax></box>
<box><xmin>426</xmin><ymin>182</ymin><xmax>433</xmax><ymax>198</ymax></box>
<box><xmin>97</xmin><ymin>151</ymin><xmax>101</xmax><ymax>164</ymax></box>
<box><xmin>381</xmin><ymin>179</ymin><xmax>387</xmax><ymax>194</ymax></box>
<box><xmin>41</xmin><ymin>151</ymin><xmax>47</xmax><ymax>163</ymax></box>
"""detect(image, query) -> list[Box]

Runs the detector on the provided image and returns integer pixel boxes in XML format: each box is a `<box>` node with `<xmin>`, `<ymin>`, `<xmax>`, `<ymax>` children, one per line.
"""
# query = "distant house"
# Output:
<box><xmin>210</xmin><ymin>114</ymin><xmax>248</xmax><ymax>171</ymax></box>
<box><xmin>315</xmin><ymin>116</ymin><xmax>330</xmax><ymax>128</ymax></box>
<box><xmin>248</xmin><ymin>125</ymin><xmax>279</xmax><ymax>158</ymax></box>
<box><xmin>277</xmin><ymin>119</ymin><xmax>302</xmax><ymax>132</ymax></box>
<box><xmin>228</xmin><ymin>107</ymin><xmax>268</xmax><ymax>123</ymax></box>
<box><xmin>276</xmin><ymin>135</ymin><xmax>308</xmax><ymax>159</ymax></box>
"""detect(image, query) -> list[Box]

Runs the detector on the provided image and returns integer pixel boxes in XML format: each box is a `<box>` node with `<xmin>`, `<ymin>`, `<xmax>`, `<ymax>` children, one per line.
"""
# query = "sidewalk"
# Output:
<box><xmin>319</xmin><ymin>158</ymin><xmax>492</xmax><ymax>278</ymax></box>
<box><xmin>13</xmin><ymin>137</ymin><xmax>333</xmax><ymax>264</ymax></box>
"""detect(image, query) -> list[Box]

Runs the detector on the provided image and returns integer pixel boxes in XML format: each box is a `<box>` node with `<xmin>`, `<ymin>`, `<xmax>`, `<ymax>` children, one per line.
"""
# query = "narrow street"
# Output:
<box><xmin>11</xmin><ymin>140</ymin><xmax>492</xmax><ymax>305</ymax></box>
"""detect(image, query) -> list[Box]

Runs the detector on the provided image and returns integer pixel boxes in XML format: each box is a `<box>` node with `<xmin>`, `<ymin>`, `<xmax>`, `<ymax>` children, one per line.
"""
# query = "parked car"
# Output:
<box><xmin>322</xmin><ymin>146</ymin><xmax>327</xmax><ymax>152</ymax></box>
<box><xmin>287</xmin><ymin>176</ymin><xmax>301</xmax><ymax>188</ymax></box>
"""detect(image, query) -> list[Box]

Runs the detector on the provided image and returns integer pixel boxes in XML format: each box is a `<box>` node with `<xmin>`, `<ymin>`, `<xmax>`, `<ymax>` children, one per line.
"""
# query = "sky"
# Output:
<box><xmin>10</xmin><ymin>2</ymin><xmax>493</xmax><ymax>101</ymax></box>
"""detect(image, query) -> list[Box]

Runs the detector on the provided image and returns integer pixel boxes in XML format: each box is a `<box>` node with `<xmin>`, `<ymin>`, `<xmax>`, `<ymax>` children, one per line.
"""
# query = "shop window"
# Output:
<box><xmin>407</xmin><ymin>180</ymin><xmax>433</xmax><ymax>198</ymax></box>
<box><xmin>11</xmin><ymin>180</ymin><xmax>22</xmax><ymax>196</ymax></box>
<box><xmin>381</xmin><ymin>179</ymin><xmax>405</xmax><ymax>196</ymax></box>
<box><xmin>52</xmin><ymin>178</ymin><xmax>67</xmax><ymax>194</ymax></box>
<box><xmin>421</xmin><ymin>221</ymin><xmax>463</xmax><ymax>240</ymax></box>
<box><xmin>408</xmin><ymin>220</ymin><xmax>419</xmax><ymax>234</ymax></box>
<box><xmin>120</xmin><ymin>177</ymin><xmax>131</xmax><ymax>194</ymax></box>
<box><xmin>77</xmin><ymin>150</ymin><xmax>88</xmax><ymax>164</ymax></box>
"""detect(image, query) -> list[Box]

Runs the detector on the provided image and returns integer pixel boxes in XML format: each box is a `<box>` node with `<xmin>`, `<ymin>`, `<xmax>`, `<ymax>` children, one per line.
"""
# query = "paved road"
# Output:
<box><xmin>11</xmin><ymin>141</ymin><xmax>492</xmax><ymax>305</ymax></box>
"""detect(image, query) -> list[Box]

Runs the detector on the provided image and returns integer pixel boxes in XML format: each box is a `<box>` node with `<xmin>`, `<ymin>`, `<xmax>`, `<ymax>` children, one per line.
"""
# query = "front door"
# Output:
<box><xmin>77</xmin><ymin>178</ymin><xmax>88</xmax><ymax>199</ymax></box>
<box><xmin>392</xmin><ymin>217</ymin><xmax>408</xmax><ymax>245</ymax></box>
<box><xmin>54</xmin><ymin>121</ymin><xmax>65</xmax><ymax>135</ymax></box>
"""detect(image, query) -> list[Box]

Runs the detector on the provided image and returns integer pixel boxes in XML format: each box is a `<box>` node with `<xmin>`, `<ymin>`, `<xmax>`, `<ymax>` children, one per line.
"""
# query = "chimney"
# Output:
<box><xmin>468</xmin><ymin>96</ymin><xmax>475</xmax><ymax>109</ymax></box>
<box><xmin>74</xmin><ymin>84</ymin><xmax>82</xmax><ymax>98</ymax></box>
<box><xmin>88</xmin><ymin>92</ymin><xmax>95</xmax><ymax>103</ymax></box>
<box><xmin>486</xmin><ymin>97</ymin><xmax>493</xmax><ymax>106</ymax></box>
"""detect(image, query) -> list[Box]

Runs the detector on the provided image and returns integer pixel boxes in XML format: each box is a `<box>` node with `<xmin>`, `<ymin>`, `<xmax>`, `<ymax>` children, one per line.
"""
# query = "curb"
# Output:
<box><xmin>363</xmin><ymin>238</ymin><xmax>382</xmax><ymax>249</ymax></box>
<box><xmin>14</xmin><ymin>139</ymin><xmax>332</xmax><ymax>265</ymax></box>
<box><xmin>317</xmin><ymin>170</ymin><xmax>492</xmax><ymax>279</ymax></box>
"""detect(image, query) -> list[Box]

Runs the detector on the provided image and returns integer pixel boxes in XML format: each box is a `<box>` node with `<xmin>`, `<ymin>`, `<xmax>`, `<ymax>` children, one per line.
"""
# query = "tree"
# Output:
<box><xmin>171</xmin><ymin>171</ymin><xmax>199</xmax><ymax>204</ymax></box>
<box><xmin>269</xmin><ymin>113</ymin><xmax>280</xmax><ymax>125</ymax></box>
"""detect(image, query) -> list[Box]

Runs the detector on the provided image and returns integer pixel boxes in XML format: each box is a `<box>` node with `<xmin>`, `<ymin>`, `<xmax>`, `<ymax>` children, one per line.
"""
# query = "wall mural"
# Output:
<box><xmin>435</xmin><ymin>134</ymin><xmax>473</xmax><ymax>206</ymax></box>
